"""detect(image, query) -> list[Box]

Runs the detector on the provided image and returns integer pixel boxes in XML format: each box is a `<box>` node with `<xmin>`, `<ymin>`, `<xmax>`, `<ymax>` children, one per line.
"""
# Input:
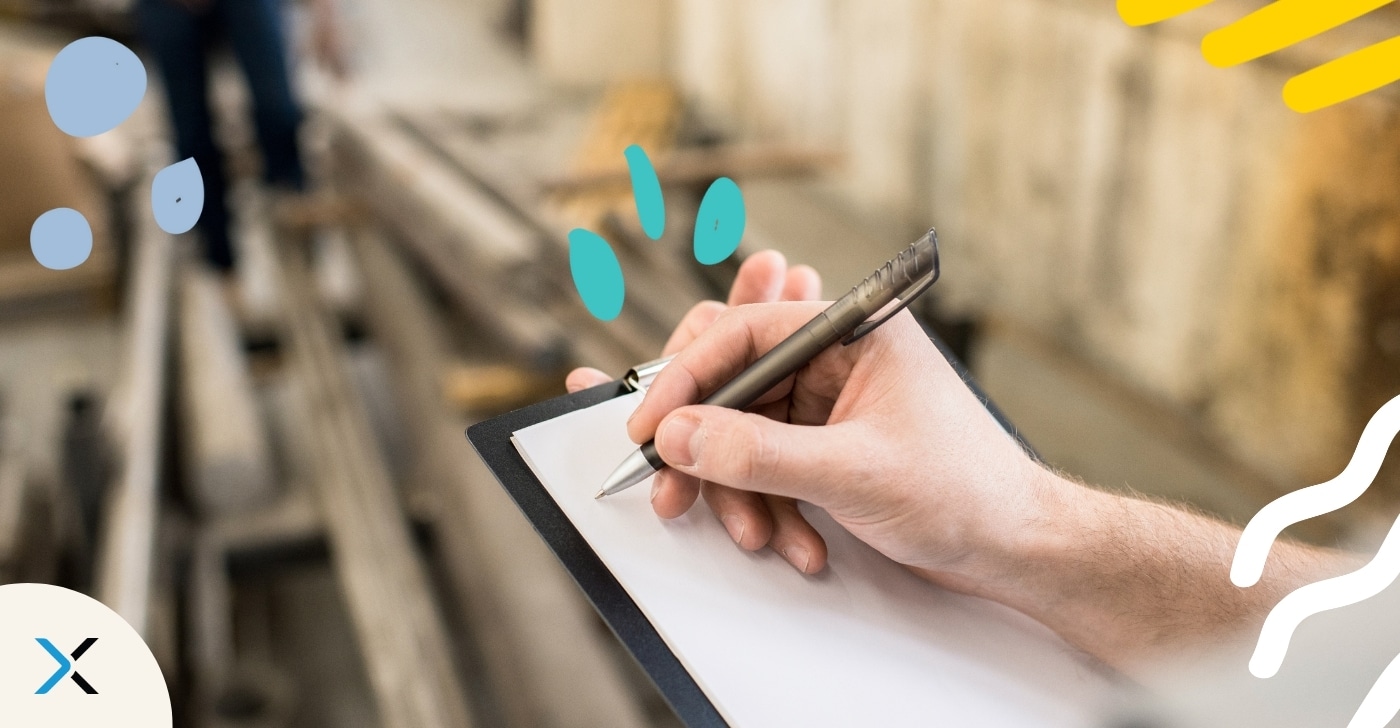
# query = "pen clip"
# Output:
<box><xmin>624</xmin><ymin>354</ymin><xmax>675</xmax><ymax>392</ymax></box>
<box><xmin>841</xmin><ymin>269</ymin><xmax>937</xmax><ymax>345</ymax></box>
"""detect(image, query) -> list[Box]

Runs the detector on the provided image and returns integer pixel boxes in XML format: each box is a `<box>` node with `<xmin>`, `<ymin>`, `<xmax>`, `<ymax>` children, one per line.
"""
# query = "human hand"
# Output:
<box><xmin>567</xmin><ymin>251</ymin><xmax>833</xmax><ymax>568</ymax></box>
<box><xmin>625</xmin><ymin>301</ymin><xmax>1055</xmax><ymax>592</ymax></box>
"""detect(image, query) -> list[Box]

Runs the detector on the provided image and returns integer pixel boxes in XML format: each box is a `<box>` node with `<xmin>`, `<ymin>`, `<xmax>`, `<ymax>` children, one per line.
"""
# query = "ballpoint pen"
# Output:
<box><xmin>595</xmin><ymin>229</ymin><xmax>941</xmax><ymax>499</ymax></box>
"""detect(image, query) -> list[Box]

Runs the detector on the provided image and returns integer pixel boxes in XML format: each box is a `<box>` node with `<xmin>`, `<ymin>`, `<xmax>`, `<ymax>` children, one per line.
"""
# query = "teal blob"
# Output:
<box><xmin>569</xmin><ymin>229</ymin><xmax>626</xmax><ymax>321</ymax></box>
<box><xmin>151</xmin><ymin>158</ymin><xmax>204</xmax><ymax>234</ymax></box>
<box><xmin>624</xmin><ymin>144</ymin><xmax>666</xmax><ymax>240</ymax></box>
<box><xmin>30</xmin><ymin>208</ymin><xmax>93</xmax><ymax>270</ymax></box>
<box><xmin>45</xmin><ymin>37</ymin><xmax>147</xmax><ymax>138</ymax></box>
<box><xmin>693</xmin><ymin>177</ymin><xmax>746</xmax><ymax>265</ymax></box>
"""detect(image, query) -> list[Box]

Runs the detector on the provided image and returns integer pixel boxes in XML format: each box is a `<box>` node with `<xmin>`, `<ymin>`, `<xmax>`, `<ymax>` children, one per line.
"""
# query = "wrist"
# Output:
<box><xmin>930</xmin><ymin>463</ymin><xmax>1089</xmax><ymax>606</ymax></box>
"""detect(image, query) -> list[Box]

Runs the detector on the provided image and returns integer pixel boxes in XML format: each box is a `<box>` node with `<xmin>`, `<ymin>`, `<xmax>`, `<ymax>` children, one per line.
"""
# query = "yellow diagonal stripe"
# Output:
<box><xmin>1283</xmin><ymin>34</ymin><xmax>1400</xmax><ymax>112</ymax></box>
<box><xmin>1203</xmin><ymin>0</ymin><xmax>1395</xmax><ymax>68</ymax></box>
<box><xmin>1117</xmin><ymin>0</ymin><xmax>1218</xmax><ymax>27</ymax></box>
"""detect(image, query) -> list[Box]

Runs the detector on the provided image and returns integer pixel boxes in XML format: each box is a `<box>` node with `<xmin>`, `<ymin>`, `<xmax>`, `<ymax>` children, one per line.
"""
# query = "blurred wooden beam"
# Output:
<box><xmin>329</xmin><ymin>108</ymin><xmax>568</xmax><ymax>371</ymax></box>
<box><xmin>176</xmin><ymin>265</ymin><xmax>277</xmax><ymax>516</ymax></box>
<box><xmin>540</xmin><ymin>144</ymin><xmax>841</xmax><ymax>193</ymax></box>
<box><xmin>95</xmin><ymin>175</ymin><xmax>175</xmax><ymax>638</ymax></box>
<box><xmin>276</xmin><ymin>239</ymin><xmax>475</xmax><ymax>728</ymax></box>
<box><xmin>352</xmin><ymin>227</ymin><xmax>652</xmax><ymax>728</ymax></box>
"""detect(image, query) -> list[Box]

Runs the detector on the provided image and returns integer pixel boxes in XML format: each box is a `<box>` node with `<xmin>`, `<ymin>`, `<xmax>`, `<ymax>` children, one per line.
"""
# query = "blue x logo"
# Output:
<box><xmin>35</xmin><ymin>637</ymin><xmax>98</xmax><ymax>694</ymax></box>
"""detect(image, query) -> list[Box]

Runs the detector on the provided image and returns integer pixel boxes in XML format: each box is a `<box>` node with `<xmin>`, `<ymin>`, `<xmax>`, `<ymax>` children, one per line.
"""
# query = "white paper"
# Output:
<box><xmin>512</xmin><ymin>392</ymin><xmax>1111</xmax><ymax>727</ymax></box>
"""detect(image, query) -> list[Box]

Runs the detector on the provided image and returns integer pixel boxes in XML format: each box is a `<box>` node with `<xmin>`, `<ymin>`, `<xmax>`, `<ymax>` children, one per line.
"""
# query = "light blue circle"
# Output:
<box><xmin>568</xmin><ymin>228</ymin><xmax>626</xmax><ymax>321</ymax></box>
<box><xmin>693</xmin><ymin>177</ymin><xmax>746</xmax><ymax>265</ymax></box>
<box><xmin>31</xmin><ymin>208</ymin><xmax>93</xmax><ymax>270</ymax></box>
<box><xmin>151</xmin><ymin>157</ymin><xmax>204</xmax><ymax>234</ymax></box>
<box><xmin>45</xmin><ymin>36</ymin><xmax>147</xmax><ymax>138</ymax></box>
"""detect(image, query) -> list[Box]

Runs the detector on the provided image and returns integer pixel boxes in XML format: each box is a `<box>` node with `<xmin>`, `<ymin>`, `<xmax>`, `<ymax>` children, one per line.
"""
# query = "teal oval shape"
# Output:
<box><xmin>693</xmin><ymin>177</ymin><xmax>746</xmax><ymax>265</ymax></box>
<box><xmin>624</xmin><ymin>145</ymin><xmax>665</xmax><ymax>240</ymax></box>
<box><xmin>569</xmin><ymin>229</ymin><xmax>626</xmax><ymax>321</ymax></box>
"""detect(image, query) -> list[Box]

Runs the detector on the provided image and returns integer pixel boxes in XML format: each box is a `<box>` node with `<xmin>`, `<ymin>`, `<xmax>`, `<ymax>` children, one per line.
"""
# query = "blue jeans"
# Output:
<box><xmin>137</xmin><ymin>0</ymin><xmax>305</xmax><ymax>271</ymax></box>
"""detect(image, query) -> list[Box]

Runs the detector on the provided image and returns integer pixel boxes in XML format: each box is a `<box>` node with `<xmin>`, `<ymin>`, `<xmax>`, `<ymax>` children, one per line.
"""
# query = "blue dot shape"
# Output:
<box><xmin>45</xmin><ymin>37</ymin><xmax>147</xmax><ymax>138</ymax></box>
<box><xmin>31</xmin><ymin>208</ymin><xmax>93</xmax><ymax>270</ymax></box>
<box><xmin>151</xmin><ymin>157</ymin><xmax>204</xmax><ymax>234</ymax></box>
<box><xmin>624</xmin><ymin>144</ymin><xmax>666</xmax><ymax>240</ymax></box>
<box><xmin>693</xmin><ymin>177</ymin><xmax>746</xmax><ymax>265</ymax></box>
<box><xmin>569</xmin><ymin>228</ymin><xmax>626</xmax><ymax>321</ymax></box>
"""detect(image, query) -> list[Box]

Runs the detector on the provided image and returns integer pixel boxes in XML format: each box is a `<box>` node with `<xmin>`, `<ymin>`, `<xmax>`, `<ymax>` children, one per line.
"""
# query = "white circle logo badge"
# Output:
<box><xmin>0</xmin><ymin>583</ymin><xmax>171</xmax><ymax>726</ymax></box>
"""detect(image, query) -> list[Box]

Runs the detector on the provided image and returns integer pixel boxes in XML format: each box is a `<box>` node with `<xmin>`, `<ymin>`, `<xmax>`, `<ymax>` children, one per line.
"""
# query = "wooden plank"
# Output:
<box><xmin>276</xmin><ymin>238</ymin><xmax>475</xmax><ymax>728</ymax></box>
<box><xmin>329</xmin><ymin>109</ymin><xmax>570</xmax><ymax>371</ymax></box>
<box><xmin>539</xmin><ymin>144</ymin><xmax>840</xmax><ymax>192</ymax></box>
<box><xmin>554</xmin><ymin>80</ymin><xmax>681</xmax><ymax>233</ymax></box>
<box><xmin>387</xmin><ymin>112</ymin><xmax>682</xmax><ymax>371</ymax></box>
<box><xmin>351</xmin><ymin>227</ymin><xmax>652</xmax><ymax>728</ymax></box>
<box><xmin>176</xmin><ymin>264</ymin><xmax>277</xmax><ymax>515</ymax></box>
<box><xmin>95</xmin><ymin>177</ymin><xmax>175</xmax><ymax>638</ymax></box>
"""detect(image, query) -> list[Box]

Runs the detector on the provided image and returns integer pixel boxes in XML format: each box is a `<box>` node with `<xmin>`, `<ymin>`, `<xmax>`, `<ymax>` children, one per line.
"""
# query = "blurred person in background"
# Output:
<box><xmin>135</xmin><ymin>0</ymin><xmax>344</xmax><ymax>276</ymax></box>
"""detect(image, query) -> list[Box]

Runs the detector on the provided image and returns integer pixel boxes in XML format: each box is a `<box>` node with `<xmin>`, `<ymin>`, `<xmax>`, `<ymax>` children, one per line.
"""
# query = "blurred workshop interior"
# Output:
<box><xmin>3</xmin><ymin>0</ymin><xmax>1400</xmax><ymax>725</ymax></box>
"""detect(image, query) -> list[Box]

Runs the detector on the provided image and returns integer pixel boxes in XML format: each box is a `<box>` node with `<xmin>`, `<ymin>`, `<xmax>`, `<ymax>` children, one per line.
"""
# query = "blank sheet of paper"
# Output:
<box><xmin>512</xmin><ymin>392</ymin><xmax>1110</xmax><ymax>727</ymax></box>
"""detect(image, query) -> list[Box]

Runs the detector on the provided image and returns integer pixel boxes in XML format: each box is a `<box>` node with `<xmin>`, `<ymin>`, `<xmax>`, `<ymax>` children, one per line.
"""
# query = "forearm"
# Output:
<box><xmin>950</xmin><ymin>469</ymin><xmax>1355</xmax><ymax>672</ymax></box>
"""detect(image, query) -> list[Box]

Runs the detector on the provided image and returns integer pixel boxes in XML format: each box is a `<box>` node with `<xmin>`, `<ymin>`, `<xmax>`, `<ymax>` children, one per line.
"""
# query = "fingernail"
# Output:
<box><xmin>783</xmin><ymin>546</ymin><xmax>811</xmax><ymax>573</ymax></box>
<box><xmin>658</xmin><ymin>414</ymin><xmax>701</xmax><ymax>467</ymax></box>
<box><xmin>650</xmin><ymin>478</ymin><xmax>661</xmax><ymax>503</ymax></box>
<box><xmin>721</xmin><ymin>515</ymin><xmax>745</xmax><ymax>545</ymax></box>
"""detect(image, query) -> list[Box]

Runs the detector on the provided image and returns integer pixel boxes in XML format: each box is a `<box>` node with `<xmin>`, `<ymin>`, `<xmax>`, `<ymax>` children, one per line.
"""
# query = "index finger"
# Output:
<box><xmin>627</xmin><ymin>301</ymin><xmax>834</xmax><ymax>443</ymax></box>
<box><xmin>660</xmin><ymin>251</ymin><xmax>789</xmax><ymax>357</ymax></box>
<box><xmin>664</xmin><ymin>252</ymin><xmax>822</xmax><ymax>356</ymax></box>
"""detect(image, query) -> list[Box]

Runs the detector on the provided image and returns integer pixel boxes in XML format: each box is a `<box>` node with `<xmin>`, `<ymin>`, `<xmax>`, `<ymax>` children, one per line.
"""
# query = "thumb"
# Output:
<box><xmin>654</xmin><ymin>405</ymin><xmax>850</xmax><ymax>502</ymax></box>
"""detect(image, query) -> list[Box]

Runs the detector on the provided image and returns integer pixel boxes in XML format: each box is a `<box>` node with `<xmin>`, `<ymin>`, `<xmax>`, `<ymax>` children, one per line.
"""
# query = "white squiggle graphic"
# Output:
<box><xmin>1231</xmin><ymin>394</ymin><xmax>1400</xmax><ymax>588</ymax></box>
<box><xmin>1234</xmin><ymin>393</ymin><xmax>1400</xmax><ymax>728</ymax></box>
<box><xmin>1350</xmin><ymin>650</ymin><xmax>1400</xmax><ymax>728</ymax></box>
<box><xmin>1249</xmin><ymin>514</ymin><xmax>1400</xmax><ymax>678</ymax></box>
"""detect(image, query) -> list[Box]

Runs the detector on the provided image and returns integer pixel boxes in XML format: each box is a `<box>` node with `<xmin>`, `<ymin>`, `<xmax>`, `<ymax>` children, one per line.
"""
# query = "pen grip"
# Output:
<box><xmin>700</xmin><ymin>312</ymin><xmax>845</xmax><ymax>411</ymax></box>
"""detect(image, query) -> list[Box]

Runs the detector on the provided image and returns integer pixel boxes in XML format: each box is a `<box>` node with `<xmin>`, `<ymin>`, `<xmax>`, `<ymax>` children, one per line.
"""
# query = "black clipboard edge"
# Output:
<box><xmin>466</xmin><ymin>381</ymin><xmax>728</xmax><ymax>728</ymax></box>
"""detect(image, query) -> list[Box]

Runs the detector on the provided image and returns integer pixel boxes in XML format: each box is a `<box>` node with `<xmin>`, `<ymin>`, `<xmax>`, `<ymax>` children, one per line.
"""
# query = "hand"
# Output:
<box><xmin>568</xmin><ymin>252</ymin><xmax>1355</xmax><ymax>670</ymax></box>
<box><xmin>567</xmin><ymin>251</ymin><xmax>829</xmax><ymax>570</ymax></box>
<box><xmin>626</xmin><ymin>302</ymin><xmax>1053</xmax><ymax>590</ymax></box>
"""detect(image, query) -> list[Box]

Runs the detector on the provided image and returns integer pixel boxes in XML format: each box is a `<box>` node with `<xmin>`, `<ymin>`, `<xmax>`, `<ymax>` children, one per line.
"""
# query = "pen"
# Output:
<box><xmin>595</xmin><ymin>229</ymin><xmax>941</xmax><ymax>499</ymax></box>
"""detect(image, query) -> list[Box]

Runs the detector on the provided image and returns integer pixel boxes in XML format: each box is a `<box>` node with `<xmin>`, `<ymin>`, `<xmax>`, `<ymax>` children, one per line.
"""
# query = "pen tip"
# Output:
<box><xmin>594</xmin><ymin>488</ymin><xmax>607</xmax><ymax>500</ymax></box>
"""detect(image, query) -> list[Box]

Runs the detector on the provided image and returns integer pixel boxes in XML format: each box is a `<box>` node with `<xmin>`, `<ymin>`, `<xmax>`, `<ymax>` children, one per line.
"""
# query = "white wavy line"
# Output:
<box><xmin>1232</xmin><ymin>394</ymin><xmax>1400</xmax><ymax>588</ymax></box>
<box><xmin>1250</xmin><ymin>513</ymin><xmax>1400</xmax><ymax>678</ymax></box>
<box><xmin>1350</xmin><ymin>650</ymin><xmax>1400</xmax><ymax>728</ymax></box>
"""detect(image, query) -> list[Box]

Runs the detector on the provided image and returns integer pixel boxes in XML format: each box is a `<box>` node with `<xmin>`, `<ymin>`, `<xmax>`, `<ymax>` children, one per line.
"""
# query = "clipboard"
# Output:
<box><xmin>467</xmin><ymin>378</ymin><xmax>726</xmax><ymax>726</ymax></box>
<box><xmin>465</xmin><ymin>328</ymin><xmax>1035</xmax><ymax>728</ymax></box>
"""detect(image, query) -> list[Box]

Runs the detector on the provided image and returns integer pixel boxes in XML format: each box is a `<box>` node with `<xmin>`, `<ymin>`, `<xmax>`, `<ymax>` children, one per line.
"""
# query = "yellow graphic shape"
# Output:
<box><xmin>1203</xmin><ymin>0</ymin><xmax>1394</xmax><ymax>67</ymax></box>
<box><xmin>1120</xmin><ymin>0</ymin><xmax>1400</xmax><ymax>112</ymax></box>
<box><xmin>1117</xmin><ymin>0</ymin><xmax>1216</xmax><ymax>27</ymax></box>
<box><xmin>1284</xmin><ymin>34</ymin><xmax>1400</xmax><ymax>112</ymax></box>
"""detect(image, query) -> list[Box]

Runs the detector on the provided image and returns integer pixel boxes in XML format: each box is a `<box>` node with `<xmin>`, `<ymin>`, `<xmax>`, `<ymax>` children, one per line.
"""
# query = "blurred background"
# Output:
<box><xmin>1</xmin><ymin>0</ymin><xmax>1399</xmax><ymax>725</ymax></box>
